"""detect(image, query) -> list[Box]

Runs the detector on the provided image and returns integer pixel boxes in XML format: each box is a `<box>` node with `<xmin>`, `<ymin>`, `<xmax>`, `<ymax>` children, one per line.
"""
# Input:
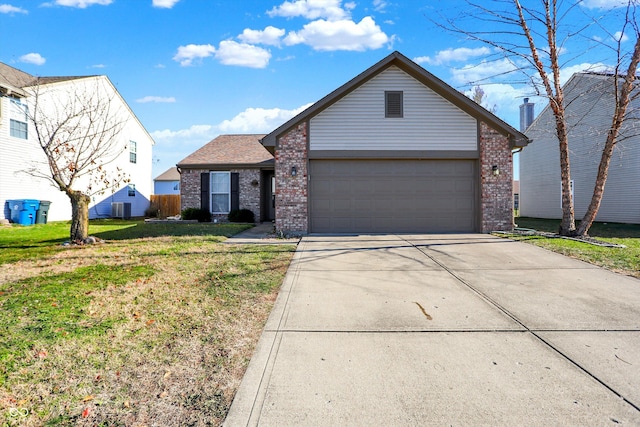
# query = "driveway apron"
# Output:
<box><xmin>224</xmin><ymin>234</ymin><xmax>640</xmax><ymax>426</ymax></box>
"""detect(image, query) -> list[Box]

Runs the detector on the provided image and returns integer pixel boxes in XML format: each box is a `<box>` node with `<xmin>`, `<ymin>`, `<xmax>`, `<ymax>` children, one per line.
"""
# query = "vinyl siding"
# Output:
<box><xmin>0</xmin><ymin>77</ymin><xmax>154</xmax><ymax>222</ymax></box>
<box><xmin>309</xmin><ymin>66</ymin><xmax>478</xmax><ymax>151</ymax></box>
<box><xmin>521</xmin><ymin>73</ymin><xmax>640</xmax><ymax>223</ymax></box>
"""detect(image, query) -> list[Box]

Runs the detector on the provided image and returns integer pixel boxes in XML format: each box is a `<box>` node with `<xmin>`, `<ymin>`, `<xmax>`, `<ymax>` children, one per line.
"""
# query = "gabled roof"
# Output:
<box><xmin>154</xmin><ymin>167</ymin><xmax>180</xmax><ymax>182</ymax></box>
<box><xmin>0</xmin><ymin>62</ymin><xmax>34</xmax><ymax>96</ymax></box>
<box><xmin>262</xmin><ymin>51</ymin><xmax>528</xmax><ymax>149</ymax></box>
<box><xmin>177</xmin><ymin>134</ymin><xmax>274</xmax><ymax>169</ymax></box>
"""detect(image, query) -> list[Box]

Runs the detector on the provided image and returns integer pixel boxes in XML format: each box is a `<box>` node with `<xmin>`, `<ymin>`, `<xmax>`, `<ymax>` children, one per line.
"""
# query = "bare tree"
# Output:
<box><xmin>22</xmin><ymin>77</ymin><xmax>129</xmax><ymax>242</ymax></box>
<box><xmin>470</xmin><ymin>85</ymin><xmax>497</xmax><ymax>113</ymax></box>
<box><xmin>439</xmin><ymin>0</ymin><xmax>640</xmax><ymax>236</ymax></box>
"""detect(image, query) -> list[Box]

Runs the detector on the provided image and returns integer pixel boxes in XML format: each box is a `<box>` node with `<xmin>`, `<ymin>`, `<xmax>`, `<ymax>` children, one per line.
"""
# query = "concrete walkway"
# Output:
<box><xmin>224</xmin><ymin>234</ymin><xmax>640</xmax><ymax>426</ymax></box>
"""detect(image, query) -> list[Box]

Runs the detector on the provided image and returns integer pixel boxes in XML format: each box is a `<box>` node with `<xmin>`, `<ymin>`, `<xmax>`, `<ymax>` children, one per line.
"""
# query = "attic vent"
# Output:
<box><xmin>385</xmin><ymin>91</ymin><xmax>403</xmax><ymax>118</ymax></box>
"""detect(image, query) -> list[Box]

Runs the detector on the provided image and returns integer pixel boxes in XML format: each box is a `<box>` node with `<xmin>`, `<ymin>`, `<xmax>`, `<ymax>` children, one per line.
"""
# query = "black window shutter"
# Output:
<box><xmin>231</xmin><ymin>173</ymin><xmax>239</xmax><ymax>211</ymax></box>
<box><xmin>200</xmin><ymin>172</ymin><xmax>210</xmax><ymax>211</ymax></box>
<box><xmin>385</xmin><ymin>91</ymin><xmax>403</xmax><ymax>118</ymax></box>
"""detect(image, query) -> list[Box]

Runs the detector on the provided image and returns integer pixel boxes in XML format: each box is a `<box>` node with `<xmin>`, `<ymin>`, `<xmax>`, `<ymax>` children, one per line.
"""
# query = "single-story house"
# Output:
<box><xmin>264</xmin><ymin>51</ymin><xmax>528</xmax><ymax>234</ymax></box>
<box><xmin>520</xmin><ymin>72</ymin><xmax>640</xmax><ymax>224</ymax></box>
<box><xmin>154</xmin><ymin>167</ymin><xmax>181</xmax><ymax>195</ymax></box>
<box><xmin>176</xmin><ymin>134</ymin><xmax>275</xmax><ymax>222</ymax></box>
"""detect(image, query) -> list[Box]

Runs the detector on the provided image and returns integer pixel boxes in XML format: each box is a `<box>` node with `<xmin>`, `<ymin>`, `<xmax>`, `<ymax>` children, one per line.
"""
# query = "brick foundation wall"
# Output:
<box><xmin>479</xmin><ymin>122</ymin><xmax>514</xmax><ymax>232</ymax></box>
<box><xmin>275</xmin><ymin>122</ymin><xmax>308</xmax><ymax>235</ymax></box>
<box><xmin>180</xmin><ymin>168</ymin><xmax>263</xmax><ymax>223</ymax></box>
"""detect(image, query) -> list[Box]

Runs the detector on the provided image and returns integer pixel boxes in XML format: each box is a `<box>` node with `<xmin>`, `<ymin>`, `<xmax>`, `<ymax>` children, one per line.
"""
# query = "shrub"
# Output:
<box><xmin>145</xmin><ymin>202</ymin><xmax>160</xmax><ymax>218</ymax></box>
<box><xmin>181</xmin><ymin>208</ymin><xmax>212</xmax><ymax>222</ymax></box>
<box><xmin>228</xmin><ymin>209</ymin><xmax>255</xmax><ymax>223</ymax></box>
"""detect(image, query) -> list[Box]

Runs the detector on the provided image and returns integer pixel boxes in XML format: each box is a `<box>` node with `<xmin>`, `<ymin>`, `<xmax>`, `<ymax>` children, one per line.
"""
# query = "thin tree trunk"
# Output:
<box><xmin>576</xmin><ymin>36</ymin><xmax>640</xmax><ymax>236</ymax></box>
<box><xmin>69</xmin><ymin>191</ymin><xmax>90</xmax><ymax>242</ymax></box>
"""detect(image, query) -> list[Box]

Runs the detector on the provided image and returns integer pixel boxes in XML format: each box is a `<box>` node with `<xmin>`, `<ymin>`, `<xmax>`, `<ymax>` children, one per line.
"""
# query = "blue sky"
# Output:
<box><xmin>1</xmin><ymin>0</ymin><xmax>634</xmax><ymax>179</ymax></box>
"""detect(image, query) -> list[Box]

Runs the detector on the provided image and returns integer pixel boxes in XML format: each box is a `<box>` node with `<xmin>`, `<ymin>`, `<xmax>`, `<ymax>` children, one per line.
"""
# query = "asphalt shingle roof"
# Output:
<box><xmin>177</xmin><ymin>134</ymin><xmax>273</xmax><ymax>168</ymax></box>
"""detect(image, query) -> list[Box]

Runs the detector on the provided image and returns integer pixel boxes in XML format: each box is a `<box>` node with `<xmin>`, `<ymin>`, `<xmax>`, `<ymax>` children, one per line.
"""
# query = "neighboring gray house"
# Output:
<box><xmin>263</xmin><ymin>51</ymin><xmax>528</xmax><ymax>235</ymax></box>
<box><xmin>177</xmin><ymin>134</ymin><xmax>274</xmax><ymax>222</ymax></box>
<box><xmin>154</xmin><ymin>167</ymin><xmax>180</xmax><ymax>195</ymax></box>
<box><xmin>520</xmin><ymin>72</ymin><xmax>640</xmax><ymax>224</ymax></box>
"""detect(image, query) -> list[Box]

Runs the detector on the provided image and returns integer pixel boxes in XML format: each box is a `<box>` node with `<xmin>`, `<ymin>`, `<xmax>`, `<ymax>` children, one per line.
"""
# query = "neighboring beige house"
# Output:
<box><xmin>0</xmin><ymin>62</ymin><xmax>154</xmax><ymax>222</ymax></box>
<box><xmin>177</xmin><ymin>134</ymin><xmax>274</xmax><ymax>222</ymax></box>
<box><xmin>263</xmin><ymin>51</ymin><xmax>528</xmax><ymax>235</ymax></box>
<box><xmin>520</xmin><ymin>72</ymin><xmax>640</xmax><ymax>224</ymax></box>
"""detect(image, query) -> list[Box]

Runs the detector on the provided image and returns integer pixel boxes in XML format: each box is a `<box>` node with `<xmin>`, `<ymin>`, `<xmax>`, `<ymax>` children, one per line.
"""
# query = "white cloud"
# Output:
<box><xmin>373</xmin><ymin>0</ymin><xmax>387</xmax><ymax>12</ymax></box>
<box><xmin>215</xmin><ymin>40</ymin><xmax>271</xmax><ymax>68</ymax></box>
<box><xmin>90</xmin><ymin>64</ymin><xmax>106</xmax><ymax>68</ymax></box>
<box><xmin>0</xmin><ymin>4</ymin><xmax>28</xmax><ymax>13</ymax></box>
<box><xmin>238</xmin><ymin>26</ymin><xmax>286</xmax><ymax>46</ymax></box>
<box><xmin>268</xmin><ymin>0</ymin><xmax>350</xmax><ymax>21</ymax></box>
<box><xmin>558</xmin><ymin>62</ymin><xmax>610</xmax><ymax>84</ymax></box>
<box><xmin>580</xmin><ymin>0</ymin><xmax>630</xmax><ymax>9</ymax></box>
<box><xmin>19</xmin><ymin>53</ymin><xmax>46</xmax><ymax>65</ymax></box>
<box><xmin>152</xmin><ymin>0</ymin><xmax>179</xmax><ymax>8</ymax></box>
<box><xmin>136</xmin><ymin>96</ymin><xmax>176</xmax><ymax>103</ymax></box>
<box><xmin>50</xmin><ymin>0</ymin><xmax>112</xmax><ymax>8</ymax></box>
<box><xmin>284</xmin><ymin>16</ymin><xmax>391</xmax><ymax>51</ymax></box>
<box><xmin>614</xmin><ymin>31</ymin><xmax>629</xmax><ymax>42</ymax></box>
<box><xmin>151</xmin><ymin>124</ymin><xmax>214</xmax><ymax>141</ymax></box>
<box><xmin>414</xmin><ymin>47</ymin><xmax>492</xmax><ymax>66</ymax></box>
<box><xmin>218</xmin><ymin>103</ymin><xmax>313</xmax><ymax>133</ymax></box>
<box><xmin>172</xmin><ymin>44</ymin><xmax>216</xmax><ymax>66</ymax></box>
<box><xmin>451</xmin><ymin>58</ymin><xmax>520</xmax><ymax>85</ymax></box>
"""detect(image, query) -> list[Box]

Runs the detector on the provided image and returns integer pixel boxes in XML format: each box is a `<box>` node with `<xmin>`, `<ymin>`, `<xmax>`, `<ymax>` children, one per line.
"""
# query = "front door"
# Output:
<box><xmin>263</xmin><ymin>171</ymin><xmax>275</xmax><ymax>222</ymax></box>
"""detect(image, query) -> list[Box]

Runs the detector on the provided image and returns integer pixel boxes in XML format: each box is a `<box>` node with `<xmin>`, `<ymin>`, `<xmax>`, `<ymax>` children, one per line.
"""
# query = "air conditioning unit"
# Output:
<box><xmin>111</xmin><ymin>202</ymin><xmax>131</xmax><ymax>219</ymax></box>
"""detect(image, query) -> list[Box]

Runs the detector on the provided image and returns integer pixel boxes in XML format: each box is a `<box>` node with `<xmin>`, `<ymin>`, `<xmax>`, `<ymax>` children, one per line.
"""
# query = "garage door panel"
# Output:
<box><xmin>310</xmin><ymin>160</ymin><xmax>477</xmax><ymax>233</ymax></box>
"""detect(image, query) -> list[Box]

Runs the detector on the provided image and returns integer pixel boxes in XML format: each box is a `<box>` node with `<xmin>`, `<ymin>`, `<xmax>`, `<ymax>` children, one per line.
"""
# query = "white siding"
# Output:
<box><xmin>521</xmin><ymin>73</ymin><xmax>640</xmax><ymax>224</ymax></box>
<box><xmin>309</xmin><ymin>66</ymin><xmax>478</xmax><ymax>151</ymax></box>
<box><xmin>0</xmin><ymin>76</ymin><xmax>154</xmax><ymax>223</ymax></box>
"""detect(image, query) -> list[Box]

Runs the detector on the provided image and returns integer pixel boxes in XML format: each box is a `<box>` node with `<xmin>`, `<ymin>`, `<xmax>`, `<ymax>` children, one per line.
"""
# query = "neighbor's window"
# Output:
<box><xmin>129</xmin><ymin>141</ymin><xmax>137</xmax><ymax>164</ymax></box>
<box><xmin>173</xmin><ymin>182</ymin><xmax>179</xmax><ymax>191</ymax></box>
<box><xmin>210</xmin><ymin>171</ymin><xmax>230</xmax><ymax>214</ymax></box>
<box><xmin>385</xmin><ymin>91</ymin><xmax>403</xmax><ymax>118</ymax></box>
<box><xmin>128</xmin><ymin>184</ymin><xmax>136</xmax><ymax>197</ymax></box>
<box><xmin>9</xmin><ymin>97</ymin><xmax>28</xmax><ymax>139</ymax></box>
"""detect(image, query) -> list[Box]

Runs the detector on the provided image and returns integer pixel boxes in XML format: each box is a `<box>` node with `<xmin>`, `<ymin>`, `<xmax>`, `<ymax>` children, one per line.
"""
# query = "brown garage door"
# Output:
<box><xmin>309</xmin><ymin>159</ymin><xmax>477</xmax><ymax>233</ymax></box>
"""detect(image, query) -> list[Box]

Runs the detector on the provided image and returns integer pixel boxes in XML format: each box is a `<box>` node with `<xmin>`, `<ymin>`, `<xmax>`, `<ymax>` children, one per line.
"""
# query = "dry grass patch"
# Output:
<box><xmin>0</xmin><ymin>231</ymin><xmax>295</xmax><ymax>426</ymax></box>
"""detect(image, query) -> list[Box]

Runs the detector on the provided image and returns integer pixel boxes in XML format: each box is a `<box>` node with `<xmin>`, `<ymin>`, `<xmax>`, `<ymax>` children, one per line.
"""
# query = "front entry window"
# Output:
<box><xmin>211</xmin><ymin>172</ymin><xmax>230</xmax><ymax>213</ymax></box>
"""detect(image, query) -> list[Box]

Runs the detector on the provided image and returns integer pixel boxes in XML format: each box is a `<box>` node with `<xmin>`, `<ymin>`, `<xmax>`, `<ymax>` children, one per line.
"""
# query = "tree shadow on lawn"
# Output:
<box><xmin>92</xmin><ymin>222</ymin><xmax>252</xmax><ymax>241</ymax></box>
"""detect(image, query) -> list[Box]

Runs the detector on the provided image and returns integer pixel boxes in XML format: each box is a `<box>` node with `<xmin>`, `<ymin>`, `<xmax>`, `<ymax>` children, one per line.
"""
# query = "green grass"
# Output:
<box><xmin>509</xmin><ymin>217</ymin><xmax>640</xmax><ymax>278</ymax></box>
<box><xmin>0</xmin><ymin>220</ymin><xmax>294</xmax><ymax>426</ymax></box>
<box><xmin>0</xmin><ymin>219</ymin><xmax>252</xmax><ymax>265</ymax></box>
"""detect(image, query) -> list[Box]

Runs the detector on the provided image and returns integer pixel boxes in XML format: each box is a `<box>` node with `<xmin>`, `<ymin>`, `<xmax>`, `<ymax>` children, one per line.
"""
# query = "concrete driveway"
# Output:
<box><xmin>224</xmin><ymin>234</ymin><xmax>640</xmax><ymax>426</ymax></box>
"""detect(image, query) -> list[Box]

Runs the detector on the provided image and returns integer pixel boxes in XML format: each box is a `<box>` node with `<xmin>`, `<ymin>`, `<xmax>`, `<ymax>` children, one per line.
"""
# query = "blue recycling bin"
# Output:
<box><xmin>6</xmin><ymin>199</ymin><xmax>40</xmax><ymax>225</ymax></box>
<box><xmin>6</xmin><ymin>200</ymin><xmax>21</xmax><ymax>223</ymax></box>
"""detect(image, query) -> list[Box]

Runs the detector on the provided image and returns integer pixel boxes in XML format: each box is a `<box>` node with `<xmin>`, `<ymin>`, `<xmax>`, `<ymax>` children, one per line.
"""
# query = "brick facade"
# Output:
<box><xmin>180</xmin><ymin>168</ymin><xmax>263</xmax><ymax>223</ymax></box>
<box><xmin>272</xmin><ymin>120</ymin><xmax>515</xmax><ymax>235</ymax></box>
<box><xmin>479</xmin><ymin>122</ymin><xmax>514</xmax><ymax>232</ymax></box>
<box><xmin>274</xmin><ymin>122</ymin><xmax>308</xmax><ymax>235</ymax></box>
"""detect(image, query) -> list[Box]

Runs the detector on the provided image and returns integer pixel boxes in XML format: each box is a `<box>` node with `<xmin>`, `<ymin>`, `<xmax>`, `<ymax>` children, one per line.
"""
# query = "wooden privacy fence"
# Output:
<box><xmin>150</xmin><ymin>194</ymin><xmax>181</xmax><ymax>218</ymax></box>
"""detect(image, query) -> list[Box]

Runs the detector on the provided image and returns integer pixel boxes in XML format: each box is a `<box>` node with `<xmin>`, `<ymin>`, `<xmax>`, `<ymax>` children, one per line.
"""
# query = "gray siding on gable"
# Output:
<box><xmin>521</xmin><ymin>73</ymin><xmax>640</xmax><ymax>224</ymax></box>
<box><xmin>309</xmin><ymin>66</ymin><xmax>478</xmax><ymax>151</ymax></box>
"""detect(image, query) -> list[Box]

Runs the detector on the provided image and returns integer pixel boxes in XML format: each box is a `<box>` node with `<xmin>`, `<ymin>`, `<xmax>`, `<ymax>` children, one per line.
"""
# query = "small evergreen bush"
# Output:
<box><xmin>228</xmin><ymin>209</ymin><xmax>255</xmax><ymax>223</ymax></box>
<box><xmin>181</xmin><ymin>208</ymin><xmax>212</xmax><ymax>222</ymax></box>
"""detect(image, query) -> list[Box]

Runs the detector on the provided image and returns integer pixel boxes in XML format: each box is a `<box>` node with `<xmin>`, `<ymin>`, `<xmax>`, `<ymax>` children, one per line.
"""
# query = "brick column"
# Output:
<box><xmin>275</xmin><ymin>122</ymin><xmax>308</xmax><ymax>235</ymax></box>
<box><xmin>479</xmin><ymin>122</ymin><xmax>514</xmax><ymax>232</ymax></box>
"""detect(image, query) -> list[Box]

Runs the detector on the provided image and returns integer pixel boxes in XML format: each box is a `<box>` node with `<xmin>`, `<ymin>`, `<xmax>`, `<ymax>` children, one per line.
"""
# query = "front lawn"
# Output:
<box><xmin>0</xmin><ymin>220</ymin><xmax>295</xmax><ymax>426</ymax></box>
<box><xmin>509</xmin><ymin>217</ymin><xmax>640</xmax><ymax>279</ymax></box>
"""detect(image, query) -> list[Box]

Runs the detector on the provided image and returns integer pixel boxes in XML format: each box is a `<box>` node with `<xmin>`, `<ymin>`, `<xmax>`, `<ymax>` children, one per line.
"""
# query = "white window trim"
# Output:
<box><xmin>210</xmin><ymin>171</ymin><xmax>231</xmax><ymax>214</ymax></box>
<box><xmin>9</xmin><ymin>97</ymin><xmax>28</xmax><ymax>139</ymax></box>
<box><xmin>129</xmin><ymin>141</ymin><xmax>137</xmax><ymax>164</ymax></box>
